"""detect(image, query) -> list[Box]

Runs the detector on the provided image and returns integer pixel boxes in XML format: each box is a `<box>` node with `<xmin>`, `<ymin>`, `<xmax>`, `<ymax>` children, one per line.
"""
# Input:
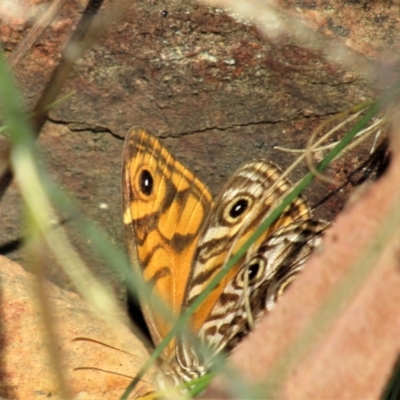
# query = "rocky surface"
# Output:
<box><xmin>0</xmin><ymin>0</ymin><xmax>394</xmax><ymax>292</ymax></box>
<box><xmin>0</xmin><ymin>0</ymin><xmax>399</xmax><ymax>397</ymax></box>
<box><xmin>0</xmin><ymin>256</ymin><xmax>152</xmax><ymax>399</ymax></box>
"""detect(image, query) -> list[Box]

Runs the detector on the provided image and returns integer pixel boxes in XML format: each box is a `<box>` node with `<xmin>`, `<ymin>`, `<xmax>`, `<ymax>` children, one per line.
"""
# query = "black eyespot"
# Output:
<box><xmin>248</xmin><ymin>262</ymin><xmax>260</xmax><ymax>282</ymax></box>
<box><xmin>161</xmin><ymin>10</ymin><xmax>168</xmax><ymax>17</ymax></box>
<box><xmin>229</xmin><ymin>198</ymin><xmax>248</xmax><ymax>219</ymax></box>
<box><xmin>140</xmin><ymin>169</ymin><xmax>153</xmax><ymax>195</ymax></box>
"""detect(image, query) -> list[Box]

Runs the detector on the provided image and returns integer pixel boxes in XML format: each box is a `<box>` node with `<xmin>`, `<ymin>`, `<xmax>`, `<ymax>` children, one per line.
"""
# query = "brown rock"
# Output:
<box><xmin>0</xmin><ymin>256</ymin><xmax>152</xmax><ymax>399</ymax></box>
<box><xmin>0</xmin><ymin>1</ymin><xmax>398</xmax><ymax>397</ymax></box>
<box><xmin>0</xmin><ymin>0</ymin><xmax>389</xmax><ymax>295</ymax></box>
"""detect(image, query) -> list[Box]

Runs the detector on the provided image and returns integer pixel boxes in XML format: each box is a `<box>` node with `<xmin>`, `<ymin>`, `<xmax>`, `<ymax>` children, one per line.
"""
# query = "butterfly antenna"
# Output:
<box><xmin>72</xmin><ymin>337</ymin><xmax>155</xmax><ymax>393</ymax></box>
<box><xmin>73</xmin><ymin>337</ymin><xmax>134</xmax><ymax>356</ymax></box>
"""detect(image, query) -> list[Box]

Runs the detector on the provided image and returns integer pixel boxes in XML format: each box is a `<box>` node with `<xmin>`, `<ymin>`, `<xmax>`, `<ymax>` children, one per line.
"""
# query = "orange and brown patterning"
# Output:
<box><xmin>123</xmin><ymin>128</ymin><xmax>212</xmax><ymax>356</ymax></box>
<box><xmin>122</xmin><ymin>127</ymin><xmax>328</xmax><ymax>387</ymax></box>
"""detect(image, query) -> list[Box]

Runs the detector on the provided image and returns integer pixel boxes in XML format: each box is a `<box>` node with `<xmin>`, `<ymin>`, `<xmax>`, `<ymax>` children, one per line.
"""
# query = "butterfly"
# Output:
<box><xmin>122</xmin><ymin>128</ymin><xmax>328</xmax><ymax>388</ymax></box>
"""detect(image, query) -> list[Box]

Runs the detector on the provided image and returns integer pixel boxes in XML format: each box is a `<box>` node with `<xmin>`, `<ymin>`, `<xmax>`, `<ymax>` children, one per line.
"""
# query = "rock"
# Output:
<box><xmin>0</xmin><ymin>0</ymin><xmax>388</xmax><ymax>292</ymax></box>
<box><xmin>0</xmin><ymin>256</ymin><xmax>152</xmax><ymax>399</ymax></box>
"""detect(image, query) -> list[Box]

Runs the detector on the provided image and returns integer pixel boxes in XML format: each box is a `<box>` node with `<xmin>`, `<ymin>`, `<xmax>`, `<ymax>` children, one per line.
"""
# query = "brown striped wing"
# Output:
<box><xmin>184</xmin><ymin>161</ymin><xmax>311</xmax><ymax>333</ymax></box>
<box><xmin>199</xmin><ymin>218</ymin><xmax>329</xmax><ymax>355</ymax></box>
<box><xmin>175</xmin><ymin>161</ymin><xmax>313</xmax><ymax>371</ymax></box>
<box><xmin>122</xmin><ymin>128</ymin><xmax>213</xmax><ymax>357</ymax></box>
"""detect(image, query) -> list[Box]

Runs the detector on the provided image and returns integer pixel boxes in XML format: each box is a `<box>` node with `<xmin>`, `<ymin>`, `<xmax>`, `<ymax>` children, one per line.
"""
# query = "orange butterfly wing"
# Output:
<box><xmin>122</xmin><ymin>128</ymin><xmax>213</xmax><ymax>355</ymax></box>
